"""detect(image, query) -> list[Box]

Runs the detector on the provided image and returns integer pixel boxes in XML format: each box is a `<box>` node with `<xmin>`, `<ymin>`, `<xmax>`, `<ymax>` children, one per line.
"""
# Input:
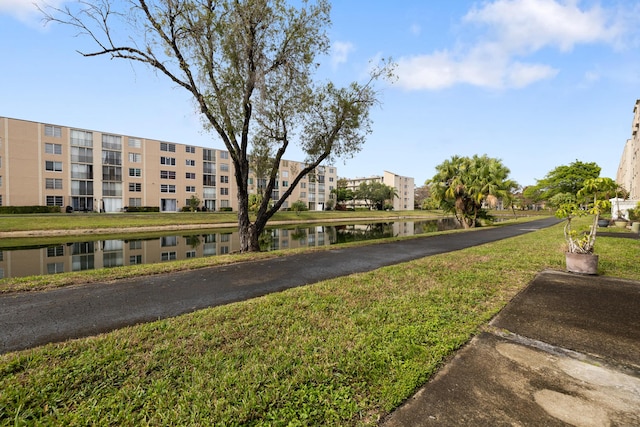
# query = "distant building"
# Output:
<box><xmin>343</xmin><ymin>171</ymin><xmax>415</xmax><ymax>211</ymax></box>
<box><xmin>0</xmin><ymin>117</ymin><xmax>337</xmax><ymax>212</ymax></box>
<box><xmin>617</xmin><ymin>99</ymin><xmax>640</xmax><ymax>201</ymax></box>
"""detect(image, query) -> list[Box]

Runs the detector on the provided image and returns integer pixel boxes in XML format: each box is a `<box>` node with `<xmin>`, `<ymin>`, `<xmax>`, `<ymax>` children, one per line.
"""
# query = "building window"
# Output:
<box><xmin>282</xmin><ymin>171</ymin><xmax>289</xmax><ymax>178</ymax></box>
<box><xmin>161</xmin><ymin>170</ymin><xmax>176</xmax><ymax>180</ymax></box>
<box><xmin>130</xmin><ymin>255</ymin><xmax>142</xmax><ymax>264</ymax></box>
<box><xmin>203</xmin><ymin>161</ymin><xmax>215</xmax><ymax>173</ymax></box>
<box><xmin>46</xmin><ymin>195</ymin><xmax>64</xmax><ymax>206</ymax></box>
<box><xmin>128</xmin><ymin>152</ymin><xmax>141</xmax><ymax>163</ymax></box>
<box><xmin>45</xmin><ymin>178</ymin><xmax>63</xmax><ymax>189</ymax></box>
<box><xmin>160</xmin><ymin>184</ymin><xmax>176</xmax><ymax>193</ymax></box>
<box><xmin>129</xmin><ymin>183</ymin><xmax>142</xmax><ymax>192</ymax></box>
<box><xmin>102</xmin><ymin>150</ymin><xmax>122</xmax><ymax>165</ymax></box>
<box><xmin>282</xmin><ymin>181</ymin><xmax>289</xmax><ymax>187</ymax></box>
<box><xmin>220</xmin><ymin>163</ymin><xmax>229</xmax><ymax>172</ymax></box>
<box><xmin>220</xmin><ymin>175</ymin><xmax>229</xmax><ymax>184</ymax></box>
<box><xmin>45</xmin><ymin>124</ymin><xmax>62</xmax><ymax>138</ymax></box>
<box><xmin>129</xmin><ymin>198</ymin><xmax>142</xmax><ymax>207</ymax></box>
<box><xmin>161</xmin><ymin>251</ymin><xmax>177</xmax><ymax>261</ymax></box>
<box><xmin>160</xmin><ymin>156</ymin><xmax>176</xmax><ymax>166</ymax></box>
<box><xmin>160</xmin><ymin>142</ymin><xmax>176</xmax><ymax>152</ymax></box>
<box><xmin>0</xmin><ymin>195</ymin><xmax>2</xmax><ymax>207</ymax></box>
<box><xmin>102</xmin><ymin>134</ymin><xmax>122</xmax><ymax>150</ymax></box>
<box><xmin>102</xmin><ymin>166</ymin><xmax>122</xmax><ymax>181</ymax></box>
<box><xmin>0</xmin><ymin>176</ymin><xmax>2</xmax><ymax>187</ymax></box>
<box><xmin>220</xmin><ymin>151</ymin><xmax>229</xmax><ymax>159</ymax></box>
<box><xmin>47</xmin><ymin>246</ymin><xmax>64</xmax><ymax>257</ymax></box>
<box><xmin>220</xmin><ymin>200</ymin><xmax>230</xmax><ymax>208</ymax></box>
<box><xmin>71</xmin><ymin>129</ymin><xmax>93</xmax><ymax>147</ymax></box>
<box><xmin>203</xmin><ymin>187</ymin><xmax>215</xmax><ymax>199</ymax></box>
<box><xmin>300</xmin><ymin>192</ymin><xmax>306</xmax><ymax>198</ymax></box>
<box><xmin>220</xmin><ymin>188</ymin><xmax>229</xmax><ymax>195</ymax></box>
<box><xmin>203</xmin><ymin>149</ymin><xmax>215</xmax><ymax>161</ymax></box>
<box><xmin>203</xmin><ymin>175</ymin><xmax>216</xmax><ymax>186</ymax></box>
<box><xmin>102</xmin><ymin>182</ymin><xmax>122</xmax><ymax>197</ymax></box>
<box><xmin>301</xmin><ymin>182</ymin><xmax>306</xmax><ymax>189</ymax></box>
<box><xmin>186</xmin><ymin>250</ymin><xmax>196</xmax><ymax>258</ymax></box>
<box><xmin>186</xmin><ymin>159</ymin><xmax>196</xmax><ymax>166</ymax></box>
<box><xmin>186</xmin><ymin>172</ymin><xmax>196</xmax><ymax>179</ymax></box>
<box><xmin>186</xmin><ymin>186</ymin><xmax>196</xmax><ymax>192</ymax></box>
<box><xmin>71</xmin><ymin>164</ymin><xmax>93</xmax><ymax>179</ymax></box>
<box><xmin>129</xmin><ymin>168</ymin><xmax>142</xmax><ymax>177</ymax></box>
<box><xmin>71</xmin><ymin>180</ymin><xmax>93</xmax><ymax>196</ymax></box>
<box><xmin>71</xmin><ymin>146</ymin><xmax>93</xmax><ymax>163</ymax></box>
<box><xmin>185</xmin><ymin>145</ymin><xmax>196</xmax><ymax>153</ymax></box>
<box><xmin>128</xmin><ymin>138</ymin><xmax>141</xmax><ymax>148</ymax></box>
<box><xmin>45</xmin><ymin>143</ymin><xmax>62</xmax><ymax>154</ymax></box>
<box><xmin>46</xmin><ymin>262</ymin><xmax>65</xmax><ymax>274</ymax></box>
<box><xmin>45</xmin><ymin>161</ymin><xmax>63</xmax><ymax>172</ymax></box>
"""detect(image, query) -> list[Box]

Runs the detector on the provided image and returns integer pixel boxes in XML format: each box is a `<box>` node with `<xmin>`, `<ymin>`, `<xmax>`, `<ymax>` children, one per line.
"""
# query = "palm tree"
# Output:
<box><xmin>428</xmin><ymin>155</ymin><xmax>518</xmax><ymax>228</ymax></box>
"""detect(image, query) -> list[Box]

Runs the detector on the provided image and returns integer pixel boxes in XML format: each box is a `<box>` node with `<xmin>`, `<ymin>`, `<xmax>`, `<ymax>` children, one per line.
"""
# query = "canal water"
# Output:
<box><xmin>0</xmin><ymin>219</ymin><xmax>462</xmax><ymax>279</ymax></box>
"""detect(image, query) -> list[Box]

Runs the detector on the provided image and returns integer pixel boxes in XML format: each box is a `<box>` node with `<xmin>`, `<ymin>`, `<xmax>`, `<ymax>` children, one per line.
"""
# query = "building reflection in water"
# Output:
<box><xmin>0</xmin><ymin>219</ymin><xmax>461</xmax><ymax>279</ymax></box>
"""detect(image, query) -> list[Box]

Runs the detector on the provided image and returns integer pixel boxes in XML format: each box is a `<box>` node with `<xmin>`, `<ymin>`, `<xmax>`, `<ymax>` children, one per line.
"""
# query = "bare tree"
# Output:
<box><xmin>42</xmin><ymin>0</ymin><xmax>392</xmax><ymax>251</ymax></box>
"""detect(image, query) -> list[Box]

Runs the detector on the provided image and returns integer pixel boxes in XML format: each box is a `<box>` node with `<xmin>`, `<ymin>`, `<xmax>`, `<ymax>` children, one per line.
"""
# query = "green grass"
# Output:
<box><xmin>0</xmin><ymin>210</ymin><xmax>441</xmax><ymax>233</ymax></box>
<box><xmin>1</xmin><ymin>221</ymin><xmax>638</xmax><ymax>425</ymax></box>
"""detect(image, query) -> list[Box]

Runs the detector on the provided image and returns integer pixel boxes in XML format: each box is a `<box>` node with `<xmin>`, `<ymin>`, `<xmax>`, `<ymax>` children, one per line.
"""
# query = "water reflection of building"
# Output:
<box><xmin>0</xmin><ymin>219</ymin><xmax>460</xmax><ymax>279</ymax></box>
<box><xmin>0</xmin><ymin>227</ymin><xmax>332</xmax><ymax>279</ymax></box>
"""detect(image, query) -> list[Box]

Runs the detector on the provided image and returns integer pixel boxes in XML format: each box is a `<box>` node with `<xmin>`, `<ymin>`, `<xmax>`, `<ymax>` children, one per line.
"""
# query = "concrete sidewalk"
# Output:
<box><xmin>381</xmin><ymin>270</ymin><xmax>640</xmax><ymax>426</ymax></box>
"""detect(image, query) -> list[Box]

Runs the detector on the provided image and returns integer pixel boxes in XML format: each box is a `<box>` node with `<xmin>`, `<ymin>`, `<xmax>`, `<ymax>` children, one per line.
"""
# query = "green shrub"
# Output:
<box><xmin>0</xmin><ymin>205</ymin><xmax>61</xmax><ymax>214</ymax></box>
<box><xmin>124</xmin><ymin>206</ymin><xmax>160</xmax><ymax>213</ymax></box>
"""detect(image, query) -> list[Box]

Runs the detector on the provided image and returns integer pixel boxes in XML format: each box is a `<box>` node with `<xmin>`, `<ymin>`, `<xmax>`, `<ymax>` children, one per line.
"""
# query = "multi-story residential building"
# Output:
<box><xmin>617</xmin><ymin>99</ymin><xmax>640</xmax><ymax>201</ymax></box>
<box><xmin>0</xmin><ymin>117</ymin><xmax>337</xmax><ymax>212</ymax></box>
<box><xmin>343</xmin><ymin>171</ymin><xmax>415</xmax><ymax>211</ymax></box>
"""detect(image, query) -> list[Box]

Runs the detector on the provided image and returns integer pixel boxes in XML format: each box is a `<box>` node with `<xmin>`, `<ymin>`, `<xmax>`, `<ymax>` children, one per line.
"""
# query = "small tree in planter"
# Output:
<box><xmin>555</xmin><ymin>177</ymin><xmax>617</xmax><ymax>273</ymax></box>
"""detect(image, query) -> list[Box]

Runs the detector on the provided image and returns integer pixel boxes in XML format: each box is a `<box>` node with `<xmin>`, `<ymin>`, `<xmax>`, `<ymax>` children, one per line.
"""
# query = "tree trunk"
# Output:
<box><xmin>239</xmin><ymin>222</ymin><xmax>261</xmax><ymax>252</ymax></box>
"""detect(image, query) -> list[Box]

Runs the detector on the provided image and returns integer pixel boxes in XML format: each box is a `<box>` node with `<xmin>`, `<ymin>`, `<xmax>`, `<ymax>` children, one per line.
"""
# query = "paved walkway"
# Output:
<box><xmin>1</xmin><ymin>217</ymin><xmax>559</xmax><ymax>354</ymax></box>
<box><xmin>381</xmin><ymin>270</ymin><xmax>640</xmax><ymax>426</ymax></box>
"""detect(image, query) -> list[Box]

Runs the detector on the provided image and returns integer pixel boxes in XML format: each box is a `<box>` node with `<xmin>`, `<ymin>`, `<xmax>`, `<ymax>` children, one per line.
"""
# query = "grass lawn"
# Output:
<box><xmin>1</xmin><ymin>219</ymin><xmax>638</xmax><ymax>425</ymax></box>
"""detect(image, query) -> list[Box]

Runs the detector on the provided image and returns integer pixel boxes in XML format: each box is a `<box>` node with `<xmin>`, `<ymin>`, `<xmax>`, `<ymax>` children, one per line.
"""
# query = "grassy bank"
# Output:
<box><xmin>1</xmin><ymin>221</ymin><xmax>638</xmax><ymax>425</ymax></box>
<box><xmin>0</xmin><ymin>210</ymin><xmax>441</xmax><ymax>234</ymax></box>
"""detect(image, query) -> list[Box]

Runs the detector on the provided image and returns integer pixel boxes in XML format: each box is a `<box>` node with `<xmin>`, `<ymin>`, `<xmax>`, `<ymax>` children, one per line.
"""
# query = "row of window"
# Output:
<box><xmin>46</xmin><ymin>151</ymin><xmax>205</xmax><ymax>168</ymax></box>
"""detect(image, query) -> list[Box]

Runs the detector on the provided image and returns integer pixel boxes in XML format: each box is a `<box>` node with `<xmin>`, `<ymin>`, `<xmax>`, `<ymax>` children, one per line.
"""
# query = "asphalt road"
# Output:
<box><xmin>0</xmin><ymin>217</ymin><xmax>560</xmax><ymax>354</ymax></box>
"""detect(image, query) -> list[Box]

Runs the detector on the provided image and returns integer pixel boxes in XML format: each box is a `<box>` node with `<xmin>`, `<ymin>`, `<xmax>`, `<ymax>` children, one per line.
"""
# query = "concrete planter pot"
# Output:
<box><xmin>565</xmin><ymin>252</ymin><xmax>599</xmax><ymax>275</ymax></box>
<box><xmin>631</xmin><ymin>222</ymin><xmax>640</xmax><ymax>234</ymax></box>
<box><xmin>614</xmin><ymin>220</ymin><xmax>628</xmax><ymax>228</ymax></box>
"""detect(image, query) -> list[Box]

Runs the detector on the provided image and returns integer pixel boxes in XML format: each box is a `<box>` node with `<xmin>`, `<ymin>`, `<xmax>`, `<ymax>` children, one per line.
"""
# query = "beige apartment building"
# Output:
<box><xmin>344</xmin><ymin>171</ymin><xmax>415</xmax><ymax>211</ymax></box>
<box><xmin>0</xmin><ymin>117</ymin><xmax>338</xmax><ymax>212</ymax></box>
<box><xmin>617</xmin><ymin>99</ymin><xmax>640</xmax><ymax>201</ymax></box>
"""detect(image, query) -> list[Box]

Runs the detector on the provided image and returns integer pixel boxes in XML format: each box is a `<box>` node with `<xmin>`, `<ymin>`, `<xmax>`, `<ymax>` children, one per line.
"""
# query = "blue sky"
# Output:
<box><xmin>1</xmin><ymin>0</ymin><xmax>639</xmax><ymax>188</ymax></box>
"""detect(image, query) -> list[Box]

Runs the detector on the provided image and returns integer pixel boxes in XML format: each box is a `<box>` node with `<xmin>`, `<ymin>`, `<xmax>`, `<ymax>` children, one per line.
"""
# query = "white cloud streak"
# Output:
<box><xmin>0</xmin><ymin>0</ymin><xmax>66</xmax><ymax>24</ymax></box>
<box><xmin>331</xmin><ymin>41</ymin><xmax>355</xmax><ymax>69</ymax></box>
<box><xmin>396</xmin><ymin>0</ymin><xmax>625</xmax><ymax>90</ymax></box>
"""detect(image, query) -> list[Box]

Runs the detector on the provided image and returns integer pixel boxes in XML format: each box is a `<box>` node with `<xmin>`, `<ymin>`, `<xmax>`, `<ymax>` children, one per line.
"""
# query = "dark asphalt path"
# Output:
<box><xmin>0</xmin><ymin>217</ymin><xmax>560</xmax><ymax>354</ymax></box>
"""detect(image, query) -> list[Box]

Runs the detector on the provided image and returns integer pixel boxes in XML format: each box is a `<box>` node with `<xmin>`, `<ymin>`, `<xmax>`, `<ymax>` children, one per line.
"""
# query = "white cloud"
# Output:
<box><xmin>331</xmin><ymin>41</ymin><xmax>355</xmax><ymax>69</ymax></box>
<box><xmin>409</xmin><ymin>24</ymin><xmax>421</xmax><ymax>37</ymax></box>
<box><xmin>0</xmin><ymin>0</ymin><xmax>65</xmax><ymax>24</ymax></box>
<box><xmin>463</xmin><ymin>0</ymin><xmax>621</xmax><ymax>53</ymax></box>
<box><xmin>396</xmin><ymin>0</ymin><xmax>624</xmax><ymax>90</ymax></box>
